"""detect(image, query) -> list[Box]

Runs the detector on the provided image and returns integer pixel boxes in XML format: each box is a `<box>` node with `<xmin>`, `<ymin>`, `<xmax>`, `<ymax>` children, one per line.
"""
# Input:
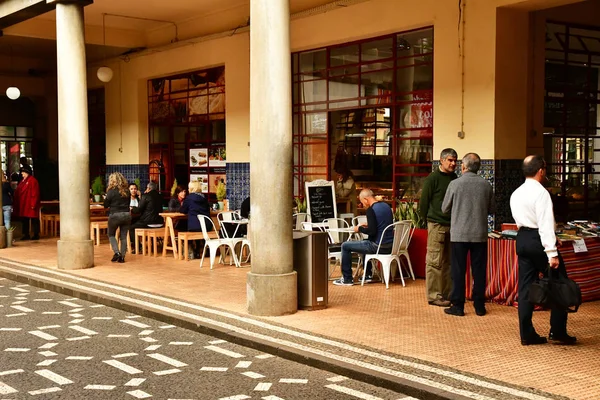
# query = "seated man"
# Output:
<box><xmin>129</xmin><ymin>181</ymin><xmax>164</xmax><ymax>253</ymax></box>
<box><xmin>333</xmin><ymin>189</ymin><xmax>394</xmax><ymax>286</ymax></box>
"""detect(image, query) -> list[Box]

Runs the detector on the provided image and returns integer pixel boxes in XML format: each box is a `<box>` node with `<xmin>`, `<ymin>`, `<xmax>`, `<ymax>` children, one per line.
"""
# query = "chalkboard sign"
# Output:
<box><xmin>305</xmin><ymin>180</ymin><xmax>337</xmax><ymax>224</ymax></box>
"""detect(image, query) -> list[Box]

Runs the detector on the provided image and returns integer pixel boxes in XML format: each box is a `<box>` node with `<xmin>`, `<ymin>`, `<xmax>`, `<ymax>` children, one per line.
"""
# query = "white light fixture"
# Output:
<box><xmin>97</xmin><ymin>66</ymin><xmax>113</xmax><ymax>83</ymax></box>
<box><xmin>6</xmin><ymin>87</ymin><xmax>20</xmax><ymax>100</ymax></box>
<box><xmin>97</xmin><ymin>14</ymin><xmax>113</xmax><ymax>83</ymax></box>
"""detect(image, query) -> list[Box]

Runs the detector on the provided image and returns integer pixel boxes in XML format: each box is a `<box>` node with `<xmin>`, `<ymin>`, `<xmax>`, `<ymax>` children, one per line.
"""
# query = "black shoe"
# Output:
<box><xmin>444</xmin><ymin>305</ymin><xmax>465</xmax><ymax>316</ymax></box>
<box><xmin>31</xmin><ymin>235</ymin><xmax>40</xmax><ymax>240</ymax></box>
<box><xmin>111</xmin><ymin>253</ymin><xmax>121</xmax><ymax>262</ymax></box>
<box><xmin>21</xmin><ymin>235</ymin><xmax>31</xmax><ymax>241</ymax></box>
<box><xmin>521</xmin><ymin>335</ymin><xmax>548</xmax><ymax>346</ymax></box>
<box><xmin>130</xmin><ymin>249</ymin><xmax>136</xmax><ymax>255</ymax></box>
<box><xmin>475</xmin><ymin>306</ymin><xmax>487</xmax><ymax>316</ymax></box>
<box><xmin>549</xmin><ymin>332</ymin><xmax>577</xmax><ymax>345</ymax></box>
<box><xmin>118</xmin><ymin>255</ymin><xmax>125</xmax><ymax>263</ymax></box>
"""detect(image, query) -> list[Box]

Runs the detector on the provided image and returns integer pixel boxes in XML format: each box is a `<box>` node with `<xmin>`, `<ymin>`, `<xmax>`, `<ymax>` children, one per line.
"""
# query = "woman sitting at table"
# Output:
<box><xmin>104</xmin><ymin>172</ymin><xmax>131</xmax><ymax>263</ymax></box>
<box><xmin>168</xmin><ymin>185</ymin><xmax>188</xmax><ymax>231</ymax></box>
<box><xmin>180</xmin><ymin>181</ymin><xmax>214</xmax><ymax>258</ymax></box>
<box><xmin>335</xmin><ymin>167</ymin><xmax>357</xmax><ymax>215</ymax></box>
<box><xmin>129</xmin><ymin>183</ymin><xmax>140</xmax><ymax>208</ymax></box>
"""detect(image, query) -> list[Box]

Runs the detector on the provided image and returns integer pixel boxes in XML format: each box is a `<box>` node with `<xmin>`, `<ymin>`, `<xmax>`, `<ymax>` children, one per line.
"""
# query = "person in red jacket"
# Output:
<box><xmin>14</xmin><ymin>165</ymin><xmax>40</xmax><ymax>240</ymax></box>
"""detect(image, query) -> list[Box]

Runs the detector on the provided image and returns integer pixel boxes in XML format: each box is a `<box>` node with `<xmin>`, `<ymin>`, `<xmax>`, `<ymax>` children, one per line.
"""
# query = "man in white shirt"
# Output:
<box><xmin>510</xmin><ymin>155</ymin><xmax>576</xmax><ymax>346</ymax></box>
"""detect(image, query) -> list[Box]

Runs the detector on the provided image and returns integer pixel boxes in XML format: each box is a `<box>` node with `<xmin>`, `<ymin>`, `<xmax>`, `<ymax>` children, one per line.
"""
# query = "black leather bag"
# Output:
<box><xmin>529</xmin><ymin>268</ymin><xmax>582</xmax><ymax>313</ymax></box>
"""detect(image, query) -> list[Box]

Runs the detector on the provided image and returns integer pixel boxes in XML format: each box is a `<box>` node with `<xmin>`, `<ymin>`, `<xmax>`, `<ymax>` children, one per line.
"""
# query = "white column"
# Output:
<box><xmin>54</xmin><ymin>0</ymin><xmax>94</xmax><ymax>269</ymax></box>
<box><xmin>247</xmin><ymin>0</ymin><xmax>297</xmax><ymax>316</ymax></box>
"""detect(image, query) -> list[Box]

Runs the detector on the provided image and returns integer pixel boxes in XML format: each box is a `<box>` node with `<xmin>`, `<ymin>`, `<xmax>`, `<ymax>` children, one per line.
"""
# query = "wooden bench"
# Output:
<box><xmin>144</xmin><ymin>228</ymin><xmax>165</xmax><ymax>257</ymax></box>
<box><xmin>90</xmin><ymin>221</ymin><xmax>109</xmax><ymax>245</ymax></box>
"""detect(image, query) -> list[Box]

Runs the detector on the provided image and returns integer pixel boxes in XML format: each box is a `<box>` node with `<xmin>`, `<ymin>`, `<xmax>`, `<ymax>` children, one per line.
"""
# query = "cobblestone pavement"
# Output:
<box><xmin>0</xmin><ymin>278</ymin><xmax>417</xmax><ymax>400</ymax></box>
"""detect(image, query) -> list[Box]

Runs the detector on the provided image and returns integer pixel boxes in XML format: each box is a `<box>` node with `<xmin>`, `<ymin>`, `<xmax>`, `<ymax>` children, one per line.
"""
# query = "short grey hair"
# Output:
<box><xmin>462</xmin><ymin>153</ymin><xmax>481</xmax><ymax>173</ymax></box>
<box><xmin>147</xmin><ymin>181</ymin><xmax>158</xmax><ymax>191</ymax></box>
<box><xmin>440</xmin><ymin>148</ymin><xmax>458</xmax><ymax>160</ymax></box>
<box><xmin>359</xmin><ymin>188</ymin><xmax>374</xmax><ymax>200</ymax></box>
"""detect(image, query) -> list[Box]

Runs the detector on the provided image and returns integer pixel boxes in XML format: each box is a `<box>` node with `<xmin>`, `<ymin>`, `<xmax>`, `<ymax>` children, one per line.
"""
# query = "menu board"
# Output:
<box><xmin>189</xmin><ymin>148</ymin><xmax>208</xmax><ymax>167</ymax></box>
<box><xmin>190</xmin><ymin>173</ymin><xmax>209</xmax><ymax>193</ymax></box>
<box><xmin>209</xmin><ymin>146</ymin><xmax>226</xmax><ymax>167</ymax></box>
<box><xmin>305</xmin><ymin>180</ymin><xmax>337</xmax><ymax>224</ymax></box>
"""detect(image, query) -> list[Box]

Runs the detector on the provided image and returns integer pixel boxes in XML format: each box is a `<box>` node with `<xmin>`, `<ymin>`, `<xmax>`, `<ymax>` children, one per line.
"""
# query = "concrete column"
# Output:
<box><xmin>247</xmin><ymin>0</ymin><xmax>297</xmax><ymax>316</ymax></box>
<box><xmin>54</xmin><ymin>0</ymin><xmax>94</xmax><ymax>269</ymax></box>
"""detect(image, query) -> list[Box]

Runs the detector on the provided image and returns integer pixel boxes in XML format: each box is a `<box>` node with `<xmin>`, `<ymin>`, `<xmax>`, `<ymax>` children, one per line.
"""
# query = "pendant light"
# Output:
<box><xmin>97</xmin><ymin>14</ymin><xmax>113</xmax><ymax>83</ymax></box>
<box><xmin>5</xmin><ymin>45</ymin><xmax>20</xmax><ymax>100</ymax></box>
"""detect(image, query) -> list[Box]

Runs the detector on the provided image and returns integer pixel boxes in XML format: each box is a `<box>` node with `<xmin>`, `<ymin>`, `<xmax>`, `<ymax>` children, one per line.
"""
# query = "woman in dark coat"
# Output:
<box><xmin>168</xmin><ymin>185</ymin><xmax>187</xmax><ymax>231</ymax></box>
<box><xmin>13</xmin><ymin>165</ymin><xmax>40</xmax><ymax>240</ymax></box>
<box><xmin>104</xmin><ymin>172</ymin><xmax>131</xmax><ymax>263</ymax></box>
<box><xmin>179</xmin><ymin>181</ymin><xmax>213</xmax><ymax>257</ymax></box>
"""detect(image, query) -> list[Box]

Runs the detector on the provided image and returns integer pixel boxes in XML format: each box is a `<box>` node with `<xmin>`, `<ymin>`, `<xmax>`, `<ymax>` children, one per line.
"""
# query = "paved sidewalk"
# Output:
<box><xmin>1</xmin><ymin>238</ymin><xmax>598</xmax><ymax>400</ymax></box>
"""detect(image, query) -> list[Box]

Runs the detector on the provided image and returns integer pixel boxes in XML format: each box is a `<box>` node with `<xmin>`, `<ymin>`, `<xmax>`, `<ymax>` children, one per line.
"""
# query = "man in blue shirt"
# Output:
<box><xmin>333</xmin><ymin>189</ymin><xmax>394</xmax><ymax>286</ymax></box>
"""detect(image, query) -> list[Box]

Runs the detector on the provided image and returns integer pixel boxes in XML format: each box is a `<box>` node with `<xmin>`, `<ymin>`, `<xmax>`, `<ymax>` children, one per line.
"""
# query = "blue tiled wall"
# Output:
<box><xmin>226</xmin><ymin>162</ymin><xmax>250</xmax><ymax>211</ymax></box>
<box><xmin>105</xmin><ymin>165</ymin><xmax>150</xmax><ymax>190</ymax></box>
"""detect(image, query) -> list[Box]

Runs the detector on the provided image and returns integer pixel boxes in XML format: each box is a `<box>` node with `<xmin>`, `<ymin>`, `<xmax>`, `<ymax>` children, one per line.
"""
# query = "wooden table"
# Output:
<box><xmin>159</xmin><ymin>212</ymin><xmax>186</xmax><ymax>258</ymax></box>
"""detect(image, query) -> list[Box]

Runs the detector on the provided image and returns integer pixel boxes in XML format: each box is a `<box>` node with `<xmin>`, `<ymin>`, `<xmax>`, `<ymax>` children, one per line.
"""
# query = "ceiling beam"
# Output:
<box><xmin>0</xmin><ymin>0</ymin><xmax>92</xmax><ymax>30</ymax></box>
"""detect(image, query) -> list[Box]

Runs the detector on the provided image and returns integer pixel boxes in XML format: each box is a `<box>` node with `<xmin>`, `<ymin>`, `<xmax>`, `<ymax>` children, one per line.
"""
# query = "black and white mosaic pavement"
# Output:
<box><xmin>0</xmin><ymin>278</ymin><xmax>417</xmax><ymax>399</ymax></box>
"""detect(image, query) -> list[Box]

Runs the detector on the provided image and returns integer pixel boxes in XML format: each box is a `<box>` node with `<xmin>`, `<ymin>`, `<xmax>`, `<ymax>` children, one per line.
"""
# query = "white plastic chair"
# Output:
<box><xmin>352</xmin><ymin>216</ymin><xmax>368</xmax><ymax>240</ymax></box>
<box><xmin>322</xmin><ymin>218</ymin><xmax>351</xmax><ymax>279</ymax></box>
<box><xmin>293</xmin><ymin>213</ymin><xmax>311</xmax><ymax>230</ymax></box>
<box><xmin>239</xmin><ymin>221</ymin><xmax>251</xmax><ymax>264</ymax></box>
<box><xmin>361</xmin><ymin>221</ymin><xmax>414</xmax><ymax>289</ymax></box>
<box><xmin>198</xmin><ymin>215</ymin><xmax>240</xmax><ymax>269</ymax></box>
<box><xmin>217</xmin><ymin>211</ymin><xmax>245</xmax><ymax>264</ymax></box>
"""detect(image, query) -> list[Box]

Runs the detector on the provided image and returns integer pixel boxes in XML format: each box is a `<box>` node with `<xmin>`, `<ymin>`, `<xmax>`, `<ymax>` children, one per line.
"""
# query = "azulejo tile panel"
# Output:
<box><xmin>105</xmin><ymin>165</ymin><xmax>150</xmax><ymax>191</ymax></box>
<box><xmin>226</xmin><ymin>163</ymin><xmax>250</xmax><ymax>211</ymax></box>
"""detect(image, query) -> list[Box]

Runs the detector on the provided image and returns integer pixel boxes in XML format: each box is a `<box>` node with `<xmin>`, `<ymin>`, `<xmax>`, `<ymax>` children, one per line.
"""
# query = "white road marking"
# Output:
<box><xmin>144</xmin><ymin>345</ymin><xmax>161</xmax><ymax>351</ymax></box>
<box><xmin>169</xmin><ymin>342</ymin><xmax>192</xmax><ymax>345</ymax></box>
<box><xmin>38</xmin><ymin>351</ymin><xmax>58</xmax><ymax>357</ymax></box>
<box><xmin>4</xmin><ymin>348</ymin><xmax>30</xmax><ymax>352</ymax></box>
<box><xmin>35</xmin><ymin>369</ymin><xmax>73</xmax><ymax>385</ymax></box>
<box><xmin>126</xmin><ymin>315</ymin><xmax>142</xmax><ymax>319</ymax></box>
<box><xmin>69</xmin><ymin>308</ymin><xmax>85</xmax><ymax>312</ymax></box>
<box><xmin>279</xmin><ymin>379</ymin><xmax>308</xmax><ymax>384</ymax></box>
<box><xmin>28</xmin><ymin>387</ymin><xmax>62</xmax><ymax>395</ymax></box>
<box><xmin>327</xmin><ymin>376</ymin><xmax>348</xmax><ymax>382</ymax></box>
<box><xmin>2</xmin><ymin>263</ymin><xmax>554</xmax><ymax>400</ymax></box>
<box><xmin>104</xmin><ymin>360</ymin><xmax>143</xmax><ymax>375</ymax></box>
<box><xmin>33</xmin><ymin>299</ymin><xmax>53</xmax><ymax>302</ymax></box>
<box><xmin>89</xmin><ymin>304</ymin><xmax>104</xmax><ymax>308</ymax></box>
<box><xmin>159</xmin><ymin>325</ymin><xmax>176</xmax><ymax>329</ymax></box>
<box><xmin>262</xmin><ymin>396</ymin><xmax>286</xmax><ymax>400</ymax></box>
<box><xmin>42</xmin><ymin>312</ymin><xmax>62</xmax><ymax>315</ymax></box>
<box><xmin>140</xmin><ymin>337</ymin><xmax>158</xmax><ymax>343</ymax></box>
<box><xmin>153</xmin><ymin>369</ymin><xmax>181</xmax><ymax>375</ymax></box>
<box><xmin>6</xmin><ymin>313</ymin><xmax>26</xmax><ymax>317</ymax></box>
<box><xmin>209</xmin><ymin>339</ymin><xmax>227</xmax><ymax>344</ymax></box>
<box><xmin>59</xmin><ymin>301</ymin><xmax>81</xmax><ymax>308</ymax></box>
<box><xmin>69</xmin><ymin>325</ymin><xmax>98</xmax><ymax>335</ymax></box>
<box><xmin>11</xmin><ymin>300</ymin><xmax>27</xmax><ymax>305</ymax></box>
<box><xmin>200</xmin><ymin>367</ymin><xmax>228</xmax><ymax>372</ymax></box>
<box><xmin>113</xmin><ymin>353</ymin><xmax>138</xmax><ymax>358</ymax></box>
<box><xmin>38</xmin><ymin>325</ymin><xmax>61</xmax><ymax>330</ymax></box>
<box><xmin>235</xmin><ymin>361</ymin><xmax>252</xmax><ymax>368</ymax></box>
<box><xmin>38</xmin><ymin>343</ymin><xmax>58</xmax><ymax>349</ymax></box>
<box><xmin>205</xmin><ymin>345</ymin><xmax>244</xmax><ymax>358</ymax></box>
<box><xmin>0</xmin><ymin>381</ymin><xmax>18</xmax><ymax>395</ymax></box>
<box><xmin>9</xmin><ymin>287</ymin><xmax>29</xmax><ymax>293</ymax></box>
<box><xmin>127</xmin><ymin>389</ymin><xmax>152</xmax><ymax>398</ymax></box>
<box><xmin>108</xmin><ymin>334</ymin><xmax>131</xmax><ymax>338</ymax></box>
<box><xmin>92</xmin><ymin>317</ymin><xmax>113</xmax><ymax>320</ymax></box>
<box><xmin>36</xmin><ymin>290</ymin><xmax>50</xmax><ymax>293</ymax></box>
<box><xmin>10</xmin><ymin>305</ymin><xmax>34</xmax><ymax>312</ymax></box>
<box><xmin>37</xmin><ymin>360</ymin><xmax>57</xmax><ymax>366</ymax></box>
<box><xmin>0</xmin><ymin>328</ymin><xmax>21</xmax><ymax>331</ymax></box>
<box><xmin>121</xmin><ymin>319</ymin><xmax>150</xmax><ymax>329</ymax></box>
<box><xmin>29</xmin><ymin>330</ymin><xmax>58</xmax><ymax>341</ymax></box>
<box><xmin>147</xmin><ymin>353</ymin><xmax>187</xmax><ymax>368</ymax></box>
<box><xmin>69</xmin><ymin>313</ymin><xmax>84</xmax><ymax>318</ymax></box>
<box><xmin>256</xmin><ymin>354</ymin><xmax>274</xmax><ymax>359</ymax></box>
<box><xmin>85</xmin><ymin>385</ymin><xmax>116</xmax><ymax>390</ymax></box>
<box><xmin>254</xmin><ymin>383</ymin><xmax>272</xmax><ymax>391</ymax></box>
<box><xmin>69</xmin><ymin>319</ymin><xmax>85</xmax><ymax>324</ymax></box>
<box><xmin>66</xmin><ymin>356</ymin><xmax>94</xmax><ymax>360</ymax></box>
<box><xmin>218</xmin><ymin>396</ymin><xmax>251</xmax><ymax>400</ymax></box>
<box><xmin>0</xmin><ymin>370</ymin><xmax>24</xmax><ymax>376</ymax></box>
<box><xmin>242</xmin><ymin>371</ymin><xmax>265</xmax><ymax>379</ymax></box>
<box><xmin>138</xmin><ymin>330</ymin><xmax>154</xmax><ymax>336</ymax></box>
<box><xmin>66</xmin><ymin>335</ymin><xmax>91</xmax><ymax>341</ymax></box>
<box><xmin>124</xmin><ymin>378</ymin><xmax>146</xmax><ymax>387</ymax></box>
<box><xmin>326</xmin><ymin>384</ymin><xmax>383</xmax><ymax>400</ymax></box>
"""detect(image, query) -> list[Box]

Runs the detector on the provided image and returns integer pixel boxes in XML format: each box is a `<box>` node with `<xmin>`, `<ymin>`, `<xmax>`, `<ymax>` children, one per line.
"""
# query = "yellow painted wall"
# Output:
<box><xmin>96</xmin><ymin>0</ymin><xmax>585</xmax><ymax>166</ymax></box>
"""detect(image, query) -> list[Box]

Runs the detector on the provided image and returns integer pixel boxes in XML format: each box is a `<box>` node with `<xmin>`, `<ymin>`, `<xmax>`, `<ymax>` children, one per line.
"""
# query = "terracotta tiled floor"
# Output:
<box><xmin>2</xmin><ymin>238</ymin><xmax>599</xmax><ymax>400</ymax></box>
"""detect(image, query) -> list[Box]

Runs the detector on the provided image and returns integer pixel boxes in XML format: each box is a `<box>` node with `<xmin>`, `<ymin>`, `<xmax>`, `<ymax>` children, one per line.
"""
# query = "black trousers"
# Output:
<box><xmin>516</xmin><ymin>229</ymin><xmax>568</xmax><ymax>340</ymax></box>
<box><xmin>21</xmin><ymin>217</ymin><xmax>40</xmax><ymax>237</ymax></box>
<box><xmin>450</xmin><ymin>242</ymin><xmax>487</xmax><ymax>309</ymax></box>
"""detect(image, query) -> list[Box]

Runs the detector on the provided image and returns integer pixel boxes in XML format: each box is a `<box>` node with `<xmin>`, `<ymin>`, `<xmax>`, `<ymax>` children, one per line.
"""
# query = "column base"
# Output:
<box><xmin>57</xmin><ymin>239</ymin><xmax>94</xmax><ymax>270</ymax></box>
<box><xmin>247</xmin><ymin>271</ymin><xmax>297</xmax><ymax>316</ymax></box>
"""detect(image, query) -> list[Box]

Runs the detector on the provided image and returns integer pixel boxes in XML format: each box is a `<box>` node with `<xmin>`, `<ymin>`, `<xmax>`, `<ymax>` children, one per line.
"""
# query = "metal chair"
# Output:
<box><xmin>293</xmin><ymin>213</ymin><xmax>311</xmax><ymax>230</ymax></box>
<box><xmin>198</xmin><ymin>215</ymin><xmax>239</xmax><ymax>269</ymax></box>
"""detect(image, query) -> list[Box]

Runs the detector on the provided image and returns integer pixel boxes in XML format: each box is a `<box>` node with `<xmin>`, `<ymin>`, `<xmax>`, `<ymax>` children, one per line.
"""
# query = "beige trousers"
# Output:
<box><xmin>426</xmin><ymin>222</ymin><xmax>452</xmax><ymax>302</ymax></box>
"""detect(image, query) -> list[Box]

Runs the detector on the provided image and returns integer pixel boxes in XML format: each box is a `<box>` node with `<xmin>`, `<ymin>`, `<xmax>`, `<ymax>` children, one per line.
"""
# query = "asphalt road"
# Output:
<box><xmin>0</xmin><ymin>278</ymin><xmax>417</xmax><ymax>400</ymax></box>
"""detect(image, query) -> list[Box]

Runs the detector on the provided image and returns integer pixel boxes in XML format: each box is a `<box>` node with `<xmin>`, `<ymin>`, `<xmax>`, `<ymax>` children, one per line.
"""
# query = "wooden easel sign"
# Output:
<box><xmin>305</xmin><ymin>179</ymin><xmax>337</xmax><ymax>224</ymax></box>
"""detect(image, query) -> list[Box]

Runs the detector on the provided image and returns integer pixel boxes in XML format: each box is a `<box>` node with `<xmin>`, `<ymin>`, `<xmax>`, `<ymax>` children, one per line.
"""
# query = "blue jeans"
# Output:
<box><xmin>2</xmin><ymin>205</ymin><xmax>12</xmax><ymax>230</ymax></box>
<box><xmin>341</xmin><ymin>240</ymin><xmax>378</xmax><ymax>282</ymax></box>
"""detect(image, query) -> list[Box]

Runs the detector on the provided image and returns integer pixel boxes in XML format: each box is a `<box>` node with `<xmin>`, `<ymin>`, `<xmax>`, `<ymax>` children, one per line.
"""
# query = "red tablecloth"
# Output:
<box><xmin>466</xmin><ymin>237</ymin><xmax>600</xmax><ymax>305</ymax></box>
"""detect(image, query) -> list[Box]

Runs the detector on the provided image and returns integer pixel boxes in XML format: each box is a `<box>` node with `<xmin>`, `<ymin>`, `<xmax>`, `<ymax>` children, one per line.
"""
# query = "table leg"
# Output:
<box><xmin>169</xmin><ymin>218</ymin><xmax>178</xmax><ymax>259</ymax></box>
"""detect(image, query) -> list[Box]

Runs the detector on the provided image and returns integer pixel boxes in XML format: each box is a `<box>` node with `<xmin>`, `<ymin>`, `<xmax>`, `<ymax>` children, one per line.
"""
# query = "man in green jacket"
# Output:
<box><xmin>419</xmin><ymin>148</ymin><xmax>458</xmax><ymax>306</ymax></box>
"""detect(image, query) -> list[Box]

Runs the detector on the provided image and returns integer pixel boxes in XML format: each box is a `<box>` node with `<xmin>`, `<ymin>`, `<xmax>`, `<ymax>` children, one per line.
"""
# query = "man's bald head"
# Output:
<box><xmin>522</xmin><ymin>155</ymin><xmax>546</xmax><ymax>178</ymax></box>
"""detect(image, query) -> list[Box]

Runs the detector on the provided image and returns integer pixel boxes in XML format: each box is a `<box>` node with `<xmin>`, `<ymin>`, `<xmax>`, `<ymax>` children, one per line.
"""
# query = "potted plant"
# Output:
<box><xmin>6</xmin><ymin>226</ymin><xmax>15</xmax><ymax>247</ymax></box>
<box><xmin>395</xmin><ymin>199</ymin><xmax>427</xmax><ymax>278</ymax></box>
<box><xmin>294</xmin><ymin>197</ymin><xmax>307</xmax><ymax>213</ymax></box>
<box><xmin>91</xmin><ymin>176</ymin><xmax>105</xmax><ymax>203</ymax></box>
<box><xmin>216</xmin><ymin>181</ymin><xmax>226</xmax><ymax>210</ymax></box>
<box><xmin>134</xmin><ymin>178</ymin><xmax>141</xmax><ymax>191</ymax></box>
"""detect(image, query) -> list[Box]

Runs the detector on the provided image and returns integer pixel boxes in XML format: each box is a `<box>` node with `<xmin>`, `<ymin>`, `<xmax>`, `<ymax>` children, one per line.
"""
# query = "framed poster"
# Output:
<box><xmin>305</xmin><ymin>179</ymin><xmax>337</xmax><ymax>224</ymax></box>
<box><xmin>189</xmin><ymin>173</ymin><xmax>209</xmax><ymax>193</ymax></box>
<box><xmin>208</xmin><ymin>146</ymin><xmax>226</xmax><ymax>167</ymax></box>
<box><xmin>189</xmin><ymin>148</ymin><xmax>208</xmax><ymax>167</ymax></box>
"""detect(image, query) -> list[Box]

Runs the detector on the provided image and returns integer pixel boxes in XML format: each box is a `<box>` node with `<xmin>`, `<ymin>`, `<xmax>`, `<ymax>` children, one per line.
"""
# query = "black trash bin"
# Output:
<box><xmin>293</xmin><ymin>230</ymin><xmax>328</xmax><ymax>310</ymax></box>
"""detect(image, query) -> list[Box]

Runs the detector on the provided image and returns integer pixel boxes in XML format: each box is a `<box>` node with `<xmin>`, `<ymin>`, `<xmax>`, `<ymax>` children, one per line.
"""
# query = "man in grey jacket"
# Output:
<box><xmin>441</xmin><ymin>153</ymin><xmax>494</xmax><ymax>316</ymax></box>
